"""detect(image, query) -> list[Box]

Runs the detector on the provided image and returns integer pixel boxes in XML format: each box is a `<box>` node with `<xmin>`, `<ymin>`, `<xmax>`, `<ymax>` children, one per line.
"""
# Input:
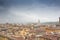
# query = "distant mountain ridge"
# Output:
<box><xmin>41</xmin><ymin>22</ymin><xmax>59</xmax><ymax>25</ymax></box>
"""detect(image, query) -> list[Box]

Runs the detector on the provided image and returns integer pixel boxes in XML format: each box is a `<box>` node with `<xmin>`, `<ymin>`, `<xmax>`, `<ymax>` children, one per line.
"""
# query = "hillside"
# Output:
<box><xmin>41</xmin><ymin>22</ymin><xmax>59</xmax><ymax>25</ymax></box>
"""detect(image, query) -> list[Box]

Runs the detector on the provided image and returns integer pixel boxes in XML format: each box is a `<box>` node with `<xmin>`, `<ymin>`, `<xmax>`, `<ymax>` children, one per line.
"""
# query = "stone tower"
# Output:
<box><xmin>59</xmin><ymin>17</ymin><xmax>60</xmax><ymax>24</ymax></box>
<box><xmin>38</xmin><ymin>19</ymin><xmax>40</xmax><ymax>24</ymax></box>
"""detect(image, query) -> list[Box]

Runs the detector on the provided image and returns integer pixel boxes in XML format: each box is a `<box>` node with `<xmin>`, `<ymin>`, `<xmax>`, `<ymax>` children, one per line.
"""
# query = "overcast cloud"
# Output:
<box><xmin>0</xmin><ymin>0</ymin><xmax>60</xmax><ymax>23</ymax></box>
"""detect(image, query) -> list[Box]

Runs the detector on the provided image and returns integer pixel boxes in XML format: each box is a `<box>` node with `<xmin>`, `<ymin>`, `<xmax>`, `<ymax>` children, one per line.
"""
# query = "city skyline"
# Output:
<box><xmin>0</xmin><ymin>0</ymin><xmax>60</xmax><ymax>23</ymax></box>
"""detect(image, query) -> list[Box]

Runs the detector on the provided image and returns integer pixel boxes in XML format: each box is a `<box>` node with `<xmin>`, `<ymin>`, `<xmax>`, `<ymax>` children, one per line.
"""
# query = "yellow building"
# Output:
<box><xmin>14</xmin><ymin>28</ymin><xmax>30</xmax><ymax>38</ymax></box>
<box><xmin>0</xmin><ymin>35</ymin><xmax>12</xmax><ymax>40</ymax></box>
<box><xmin>36</xmin><ymin>36</ymin><xmax>51</xmax><ymax>40</ymax></box>
<box><xmin>45</xmin><ymin>27</ymin><xmax>60</xmax><ymax>33</ymax></box>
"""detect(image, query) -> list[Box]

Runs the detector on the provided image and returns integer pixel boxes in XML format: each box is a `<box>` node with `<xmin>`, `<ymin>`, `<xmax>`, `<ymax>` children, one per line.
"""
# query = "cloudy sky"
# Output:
<box><xmin>0</xmin><ymin>0</ymin><xmax>60</xmax><ymax>23</ymax></box>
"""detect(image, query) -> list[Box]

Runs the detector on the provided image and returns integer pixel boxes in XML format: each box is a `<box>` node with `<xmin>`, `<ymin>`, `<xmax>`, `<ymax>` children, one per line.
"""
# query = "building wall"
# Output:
<box><xmin>45</xmin><ymin>28</ymin><xmax>60</xmax><ymax>33</ymax></box>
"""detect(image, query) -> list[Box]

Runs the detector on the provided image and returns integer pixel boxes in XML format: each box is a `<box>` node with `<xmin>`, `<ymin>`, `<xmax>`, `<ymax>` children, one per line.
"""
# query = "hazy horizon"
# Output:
<box><xmin>0</xmin><ymin>0</ymin><xmax>60</xmax><ymax>23</ymax></box>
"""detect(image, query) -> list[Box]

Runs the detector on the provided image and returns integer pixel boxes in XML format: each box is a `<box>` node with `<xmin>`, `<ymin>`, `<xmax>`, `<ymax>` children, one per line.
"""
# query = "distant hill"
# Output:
<box><xmin>41</xmin><ymin>22</ymin><xmax>59</xmax><ymax>25</ymax></box>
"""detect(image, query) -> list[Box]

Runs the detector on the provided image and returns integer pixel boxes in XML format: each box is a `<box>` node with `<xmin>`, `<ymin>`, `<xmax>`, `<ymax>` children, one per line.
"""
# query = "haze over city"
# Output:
<box><xmin>1</xmin><ymin>0</ymin><xmax>60</xmax><ymax>40</ymax></box>
<box><xmin>0</xmin><ymin>0</ymin><xmax>60</xmax><ymax>23</ymax></box>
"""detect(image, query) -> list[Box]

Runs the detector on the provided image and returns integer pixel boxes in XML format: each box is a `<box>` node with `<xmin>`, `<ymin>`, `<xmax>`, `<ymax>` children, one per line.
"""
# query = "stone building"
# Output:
<box><xmin>59</xmin><ymin>17</ymin><xmax>60</xmax><ymax>24</ymax></box>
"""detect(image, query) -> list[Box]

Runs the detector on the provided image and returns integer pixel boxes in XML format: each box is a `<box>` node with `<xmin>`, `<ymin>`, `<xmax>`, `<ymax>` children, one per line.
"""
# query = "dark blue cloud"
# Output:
<box><xmin>0</xmin><ymin>0</ymin><xmax>10</xmax><ymax>15</ymax></box>
<box><xmin>37</xmin><ymin>0</ymin><xmax>60</xmax><ymax>6</ymax></box>
<box><xmin>0</xmin><ymin>0</ymin><xmax>9</xmax><ymax>7</ymax></box>
<box><xmin>8</xmin><ymin>0</ymin><xmax>60</xmax><ymax>6</ymax></box>
<box><xmin>9</xmin><ymin>0</ymin><xmax>33</xmax><ymax>6</ymax></box>
<box><xmin>0</xmin><ymin>0</ymin><xmax>60</xmax><ymax>7</ymax></box>
<box><xmin>0</xmin><ymin>0</ymin><xmax>33</xmax><ymax>13</ymax></box>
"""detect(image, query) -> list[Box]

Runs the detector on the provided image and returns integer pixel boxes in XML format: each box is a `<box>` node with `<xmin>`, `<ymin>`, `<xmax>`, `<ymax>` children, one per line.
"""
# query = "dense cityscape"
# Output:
<box><xmin>0</xmin><ymin>17</ymin><xmax>60</xmax><ymax>40</ymax></box>
<box><xmin>0</xmin><ymin>0</ymin><xmax>60</xmax><ymax>40</ymax></box>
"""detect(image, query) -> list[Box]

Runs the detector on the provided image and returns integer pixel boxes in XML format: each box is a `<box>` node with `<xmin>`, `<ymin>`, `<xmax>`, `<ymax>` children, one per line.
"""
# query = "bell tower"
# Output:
<box><xmin>59</xmin><ymin>17</ymin><xmax>60</xmax><ymax>24</ymax></box>
<box><xmin>38</xmin><ymin>19</ymin><xmax>40</xmax><ymax>24</ymax></box>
